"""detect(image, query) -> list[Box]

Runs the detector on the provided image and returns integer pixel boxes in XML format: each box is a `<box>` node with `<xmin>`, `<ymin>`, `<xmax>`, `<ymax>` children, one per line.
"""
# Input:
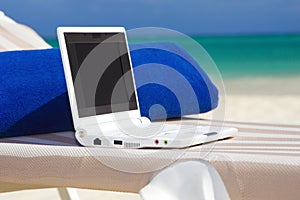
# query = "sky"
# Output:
<box><xmin>1</xmin><ymin>0</ymin><xmax>300</xmax><ymax>37</ymax></box>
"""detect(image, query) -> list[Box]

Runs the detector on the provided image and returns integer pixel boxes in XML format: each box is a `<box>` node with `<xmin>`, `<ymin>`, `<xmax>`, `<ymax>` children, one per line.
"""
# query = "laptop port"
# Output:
<box><xmin>114</xmin><ymin>140</ymin><xmax>123</xmax><ymax>145</ymax></box>
<box><xmin>93</xmin><ymin>138</ymin><xmax>102</xmax><ymax>145</ymax></box>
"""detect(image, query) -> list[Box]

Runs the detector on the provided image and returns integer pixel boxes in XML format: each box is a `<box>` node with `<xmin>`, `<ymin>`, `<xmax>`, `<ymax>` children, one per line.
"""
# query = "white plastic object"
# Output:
<box><xmin>140</xmin><ymin>160</ymin><xmax>230</xmax><ymax>200</ymax></box>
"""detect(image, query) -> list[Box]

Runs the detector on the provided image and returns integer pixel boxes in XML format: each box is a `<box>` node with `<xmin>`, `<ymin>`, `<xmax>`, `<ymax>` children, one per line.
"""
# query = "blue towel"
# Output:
<box><xmin>130</xmin><ymin>42</ymin><xmax>218</xmax><ymax>119</ymax></box>
<box><xmin>0</xmin><ymin>42</ymin><xmax>218</xmax><ymax>137</ymax></box>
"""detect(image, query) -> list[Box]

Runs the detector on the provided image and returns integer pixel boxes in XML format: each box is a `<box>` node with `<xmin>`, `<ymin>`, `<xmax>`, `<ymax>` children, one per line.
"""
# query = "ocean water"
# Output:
<box><xmin>46</xmin><ymin>34</ymin><xmax>300</xmax><ymax>79</ymax></box>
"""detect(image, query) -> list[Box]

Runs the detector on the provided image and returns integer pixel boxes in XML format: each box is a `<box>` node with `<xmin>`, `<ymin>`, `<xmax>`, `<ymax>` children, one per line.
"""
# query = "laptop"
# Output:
<box><xmin>57</xmin><ymin>27</ymin><xmax>237</xmax><ymax>149</ymax></box>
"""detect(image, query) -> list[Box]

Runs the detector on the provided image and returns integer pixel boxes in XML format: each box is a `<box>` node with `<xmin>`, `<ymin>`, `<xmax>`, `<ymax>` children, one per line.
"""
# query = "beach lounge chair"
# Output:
<box><xmin>1</xmin><ymin>116</ymin><xmax>300</xmax><ymax>199</ymax></box>
<box><xmin>0</xmin><ymin>11</ymin><xmax>51</xmax><ymax>51</ymax></box>
<box><xmin>1</xmin><ymin>11</ymin><xmax>300</xmax><ymax>200</ymax></box>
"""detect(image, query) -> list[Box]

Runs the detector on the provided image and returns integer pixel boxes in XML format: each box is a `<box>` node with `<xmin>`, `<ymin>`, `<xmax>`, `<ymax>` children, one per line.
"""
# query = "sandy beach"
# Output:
<box><xmin>206</xmin><ymin>76</ymin><xmax>300</xmax><ymax>124</ymax></box>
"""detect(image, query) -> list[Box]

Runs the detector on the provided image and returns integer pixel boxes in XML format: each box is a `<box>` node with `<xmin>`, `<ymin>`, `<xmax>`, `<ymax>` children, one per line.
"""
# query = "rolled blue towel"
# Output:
<box><xmin>130</xmin><ymin>42</ymin><xmax>218</xmax><ymax>120</ymax></box>
<box><xmin>0</xmin><ymin>42</ymin><xmax>218</xmax><ymax>137</ymax></box>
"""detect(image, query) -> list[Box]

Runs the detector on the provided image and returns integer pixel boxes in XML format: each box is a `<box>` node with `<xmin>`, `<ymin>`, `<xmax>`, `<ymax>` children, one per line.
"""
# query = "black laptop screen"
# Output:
<box><xmin>64</xmin><ymin>32</ymin><xmax>137</xmax><ymax>117</ymax></box>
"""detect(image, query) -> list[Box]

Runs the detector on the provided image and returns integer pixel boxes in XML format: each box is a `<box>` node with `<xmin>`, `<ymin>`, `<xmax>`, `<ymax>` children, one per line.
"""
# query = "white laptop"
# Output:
<box><xmin>57</xmin><ymin>27</ymin><xmax>237</xmax><ymax>149</ymax></box>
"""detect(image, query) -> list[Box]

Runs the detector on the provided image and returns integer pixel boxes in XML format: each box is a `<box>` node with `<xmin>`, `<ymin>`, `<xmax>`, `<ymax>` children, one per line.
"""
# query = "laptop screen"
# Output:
<box><xmin>64</xmin><ymin>32</ymin><xmax>138</xmax><ymax>117</ymax></box>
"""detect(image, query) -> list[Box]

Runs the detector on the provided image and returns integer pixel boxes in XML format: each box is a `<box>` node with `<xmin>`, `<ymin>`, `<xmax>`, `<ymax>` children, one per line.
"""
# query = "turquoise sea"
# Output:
<box><xmin>46</xmin><ymin>34</ymin><xmax>300</xmax><ymax>79</ymax></box>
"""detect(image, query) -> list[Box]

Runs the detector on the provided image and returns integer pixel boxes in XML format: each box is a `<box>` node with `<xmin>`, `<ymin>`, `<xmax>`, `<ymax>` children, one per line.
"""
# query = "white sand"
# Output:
<box><xmin>201</xmin><ymin>94</ymin><xmax>300</xmax><ymax>125</ymax></box>
<box><xmin>224</xmin><ymin>76</ymin><xmax>300</xmax><ymax>124</ymax></box>
<box><xmin>224</xmin><ymin>76</ymin><xmax>300</xmax><ymax>95</ymax></box>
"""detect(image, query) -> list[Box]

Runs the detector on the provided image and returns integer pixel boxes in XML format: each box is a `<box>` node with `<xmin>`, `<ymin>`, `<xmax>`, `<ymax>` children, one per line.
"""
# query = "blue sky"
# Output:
<box><xmin>1</xmin><ymin>0</ymin><xmax>300</xmax><ymax>37</ymax></box>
